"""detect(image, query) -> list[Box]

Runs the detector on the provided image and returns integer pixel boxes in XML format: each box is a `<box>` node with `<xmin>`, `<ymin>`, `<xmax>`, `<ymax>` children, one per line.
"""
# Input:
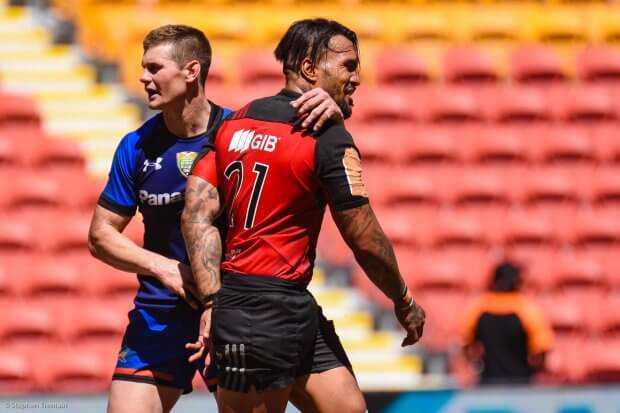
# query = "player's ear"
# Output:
<box><xmin>184</xmin><ymin>60</ymin><xmax>201</xmax><ymax>83</ymax></box>
<box><xmin>300</xmin><ymin>57</ymin><xmax>318</xmax><ymax>83</ymax></box>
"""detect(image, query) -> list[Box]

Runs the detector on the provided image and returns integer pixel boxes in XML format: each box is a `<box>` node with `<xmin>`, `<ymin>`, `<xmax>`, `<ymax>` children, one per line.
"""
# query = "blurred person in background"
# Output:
<box><xmin>87</xmin><ymin>24</ymin><xmax>345</xmax><ymax>413</ymax></box>
<box><xmin>182</xmin><ymin>18</ymin><xmax>426</xmax><ymax>413</ymax></box>
<box><xmin>461</xmin><ymin>261</ymin><xmax>554</xmax><ymax>385</ymax></box>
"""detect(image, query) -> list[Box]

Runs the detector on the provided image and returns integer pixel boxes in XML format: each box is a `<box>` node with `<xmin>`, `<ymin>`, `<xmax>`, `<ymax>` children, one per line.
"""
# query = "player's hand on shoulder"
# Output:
<box><xmin>156</xmin><ymin>258</ymin><xmax>200</xmax><ymax>309</ymax></box>
<box><xmin>394</xmin><ymin>293</ymin><xmax>426</xmax><ymax>347</ymax></box>
<box><xmin>290</xmin><ymin>87</ymin><xmax>344</xmax><ymax>131</ymax></box>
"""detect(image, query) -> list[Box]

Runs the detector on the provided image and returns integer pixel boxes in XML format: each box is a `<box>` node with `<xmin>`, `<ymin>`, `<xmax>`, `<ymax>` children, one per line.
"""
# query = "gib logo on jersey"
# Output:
<box><xmin>228</xmin><ymin>129</ymin><xmax>279</xmax><ymax>153</ymax></box>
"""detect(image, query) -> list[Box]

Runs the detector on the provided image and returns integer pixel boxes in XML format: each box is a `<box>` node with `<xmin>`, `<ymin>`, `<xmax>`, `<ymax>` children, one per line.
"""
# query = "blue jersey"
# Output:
<box><xmin>98</xmin><ymin>103</ymin><xmax>232</xmax><ymax>309</ymax></box>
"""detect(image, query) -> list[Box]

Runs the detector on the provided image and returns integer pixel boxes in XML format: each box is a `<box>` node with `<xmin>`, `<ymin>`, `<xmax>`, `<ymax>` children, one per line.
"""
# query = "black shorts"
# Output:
<box><xmin>211</xmin><ymin>273</ymin><xmax>352</xmax><ymax>393</ymax></box>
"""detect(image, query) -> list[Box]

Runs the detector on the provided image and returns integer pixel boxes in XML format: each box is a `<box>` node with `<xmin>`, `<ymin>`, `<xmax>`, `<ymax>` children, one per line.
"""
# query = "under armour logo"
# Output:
<box><xmin>143</xmin><ymin>157</ymin><xmax>163</xmax><ymax>172</ymax></box>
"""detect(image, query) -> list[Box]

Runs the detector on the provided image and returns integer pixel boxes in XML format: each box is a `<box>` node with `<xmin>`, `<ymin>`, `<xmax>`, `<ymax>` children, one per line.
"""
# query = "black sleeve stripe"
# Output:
<box><xmin>315</xmin><ymin>124</ymin><xmax>369</xmax><ymax>211</ymax></box>
<box><xmin>97</xmin><ymin>194</ymin><xmax>137</xmax><ymax>217</ymax></box>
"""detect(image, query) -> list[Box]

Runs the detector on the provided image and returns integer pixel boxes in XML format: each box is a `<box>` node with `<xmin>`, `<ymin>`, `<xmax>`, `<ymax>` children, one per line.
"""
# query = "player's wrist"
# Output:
<box><xmin>200</xmin><ymin>293</ymin><xmax>217</xmax><ymax>308</ymax></box>
<box><xmin>393</xmin><ymin>285</ymin><xmax>415</xmax><ymax>310</ymax></box>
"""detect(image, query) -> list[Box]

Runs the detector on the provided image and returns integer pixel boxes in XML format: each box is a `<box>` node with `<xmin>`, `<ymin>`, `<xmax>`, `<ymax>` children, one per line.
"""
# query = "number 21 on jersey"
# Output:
<box><xmin>224</xmin><ymin>160</ymin><xmax>269</xmax><ymax>230</ymax></box>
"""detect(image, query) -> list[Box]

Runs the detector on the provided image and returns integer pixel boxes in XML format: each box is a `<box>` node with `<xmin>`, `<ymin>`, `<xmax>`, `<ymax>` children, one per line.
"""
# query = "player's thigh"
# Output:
<box><xmin>217</xmin><ymin>385</ymin><xmax>292</xmax><ymax>413</ymax></box>
<box><xmin>107</xmin><ymin>380</ymin><xmax>182</xmax><ymax>413</ymax></box>
<box><xmin>290</xmin><ymin>367</ymin><xmax>366</xmax><ymax>413</ymax></box>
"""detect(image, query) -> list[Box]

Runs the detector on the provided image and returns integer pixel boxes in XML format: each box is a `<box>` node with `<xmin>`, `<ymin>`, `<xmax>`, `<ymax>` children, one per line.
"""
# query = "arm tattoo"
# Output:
<box><xmin>182</xmin><ymin>176</ymin><xmax>222</xmax><ymax>302</ymax></box>
<box><xmin>332</xmin><ymin>204</ymin><xmax>404</xmax><ymax>301</ymax></box>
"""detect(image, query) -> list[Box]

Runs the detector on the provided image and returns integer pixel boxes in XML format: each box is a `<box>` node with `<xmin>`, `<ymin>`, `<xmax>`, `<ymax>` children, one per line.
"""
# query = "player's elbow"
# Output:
<box><xmin>87</xmin><ymin>225</ymin><xmax>105</xmax><ymax>260</ymax></box>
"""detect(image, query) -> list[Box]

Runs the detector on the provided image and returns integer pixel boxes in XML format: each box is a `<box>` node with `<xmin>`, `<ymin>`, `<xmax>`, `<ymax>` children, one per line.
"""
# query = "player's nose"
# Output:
<box><xmin>139</xmin><ymin>69</ymin><xmax>151</xmax><ymax>85</ymax></box>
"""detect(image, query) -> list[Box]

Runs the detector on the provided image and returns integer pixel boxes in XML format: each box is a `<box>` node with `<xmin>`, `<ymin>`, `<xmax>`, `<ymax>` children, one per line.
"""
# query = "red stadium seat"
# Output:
<box><xmin>484</xmin><ymin>87</ymin><xmax>550</xmax><ymax>124</ymax></box>
<box><xmin>404</xmin><ymin>252</ymin><xmax>464</xmax><ymax>292</ymax></box>
<box><xmin>34</xmin><ymin>345</ymin><xmax>111</xmax><ymax>393</ymax></box>
<box><xmin>596</xmin><ymin>295</ymin><xmax>620</xmax><ymax>337</ymax></box>
<box><xmin>0</xmin><ymin>92</ymin><xmax>40</xmax><ymax>128</ymax></box>
<box><xmin>380</xmin><ymin>167</ymin><xmax>442</xmax><ymax>206</ymax></box>
<box><xmin>404</xmin><ymin>250</ymin><xmax>492</xmax><ymax>292</ymax></box>
<box><xmin>0</xmin><ymin>136</ymin><xmax>22</xmax><ymax>168</ymax></box>
<box><xmin>29</xmin><ymin>137</ymin><xmax>86</xmax><ymax>171</ymax></box>
<box><xmin>431</xmin><ymin>212</ymin><xmax>488</xmax><ymax>251</ymax></box>
<box><xmin>0</xmin><ymin>217</ymin><xmax>34</xmax><ymax>253</ymax></box>
<box><xmin>375</xmin><ymin>207</ymin><xmax>426</xmax><ymax>248</ymax></box>
<box><xmin>530</xmin><ymin>203</ymin><xmax>581</xmax><ymax>245</ymax></box>
<box><xmin>49</xmin><ymin>171</ymin><xmax>106</xmax><ymax>210</ymax></box>
<box><xmin>516</xmin><ymin>167</ymin><xmax>580</xmax><ymax>207</ymax></box>
<box><xmin>84</xmin><ymin>257</ymin><xmax>139</xmax><ymax>299</ymax></box>
<box><xmin>500</xmin><ymin>211</ymin><xmax>556</xmax><ymax>252</ymax></box>
<box><xmin>57</xmin><ymin>299</ymin><xmax>126</xmax><ymax>344</ymax></box>
<box><xmin>347</xmin><ymin>125</ymin><xmax>398</xmax><ymax>164</ymax></box>
<box><xmin>540</xmin><ymin>294</ymin><xmax>588</xmax><ymax>337</ymax></box>
<box><xmin>0</xmin><ymin>349</ymin><xmax>36</xmax><ymax>394</ymax></box>
<box><xmin>586</xmin><ymin>167</ymin><xmax>620</xmax><ymax>207</ymax></box>
<box><xmin>530</xmin><ymin>127</ymin><xmax>595</xmax><ymax>164</ymax></box>
<box><xmin>36</xmin><ymin>211</ymin><xmax>91</xmax><ymax>253</ymax></box>
<box><xmin>12</xmin><ymin>255</ymin><xmax>83</xmax><ymax>298</ymax></box>
<box><xmin>0</xmin><ymin>260</ymin><xmax>12</xmax><ymax>297</ymax></box>
<box><xmin>462</xmin><ymin>127</ymin><xmax>530</xmax><ymax>165</ymax></box>
<box><xmin>443</xmin><ymin>46</ymin><xmax>499</xmax><ymax>85</ymax></box>
<box><xmin>509</xmin><ymin>45</ymin><xmax>568</xmax><ymax>86</ymax></box>
<box><xmin>375</xmin><ymin>46</ymin><xmax>432</xmax><ymax>86</ymax></box>
<box><xmin>592</xmin><ymin>125</ymin><xmax>620</xmax><ymax>163</ymax></box>
<box><xmin>375</xmin><ymin>206</ymin><xmax>437</xmax><ymax>248</ymax></box>
<box><xmin>598</xmin><ymin>248</ymin><xmax>620</xmax><ymax>289</ymax></box>
<box><xmin>0</xmin><ymin>302</ymin><xmax>56</xmax><ymax>345</ymax></box>
<box><xmin>362</xmin><ymin>165</ymin><xmax>393</xmax><ymax>203</ymax></box>
<box><xmin>400</xmin><ymin>127</ymin><xmax>459</xmax><ymax>165</ymax></box>
<box><xmin>6</xmin><ymin>172</ymin><xmax>64</xmax><ymax>210</ymax></box>
<box><xmin>548</xmin><ymin>252</ymin><xmax>607</xmax><ymax>291</ymax></box>
<box><xmin>237</xmin><ymin>49</ymin><xmax>283</xmax><ymax>87</ymax></box>
<box><xmin>549</xmin><ymin>87</ymin><xmax>616</xmax><ymax>124</ymax></box>
<box><xmin>426</xmin><ymin>88</ymin><xmax>483</xmax><ymax>124</ymax></box>
<box><xmin>576</xmin><ymin>46</ymin><xmax>620</xmax><ymax>85</ymax></box>
<box><xmin>544</xmin><ymin>337</ymin><xmax>587</xmax><ymax>383</ymax></box>
<box><xmin>447</xmin><ymin>167</ymin><xmax>511</xmax><ymax>208</ymax></box>
<box><xmin>570</xmin><ymin>210</ymin><xmax>620</xmax><ymax>249</ymax></box>
<box><xmin>352</xmin><ymin>87</ymin><xmax>417</xmax><ymax>124</ymax></box>
<box><xmin>583</xmin><ymin>339</ymin><xmax>620</xmax><ymax>383</ymax></box>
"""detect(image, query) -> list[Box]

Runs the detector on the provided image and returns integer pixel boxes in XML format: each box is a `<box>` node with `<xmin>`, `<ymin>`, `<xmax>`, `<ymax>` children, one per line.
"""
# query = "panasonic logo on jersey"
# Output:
<box><xmin>139</xmin><ymin>190</ymin><xmax>183</xmax><ymax>206</ymax></box>
<box><xmin>228</xmin><ymin>129</ymin><xmax>279</xmax><ymax>153</ymax></box>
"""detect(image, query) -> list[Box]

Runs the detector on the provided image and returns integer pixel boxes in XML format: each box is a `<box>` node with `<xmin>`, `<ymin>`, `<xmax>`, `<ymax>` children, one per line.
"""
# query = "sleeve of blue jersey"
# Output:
<box><xmin>98</xmin><ymin>133</ymin><xmax>139</xmax><ymax>217</ymax></box>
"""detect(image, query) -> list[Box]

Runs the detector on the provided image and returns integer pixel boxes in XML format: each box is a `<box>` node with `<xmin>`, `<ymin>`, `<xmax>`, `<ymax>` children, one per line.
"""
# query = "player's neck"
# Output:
<box><xmin>162</xmin><ymin>93</ymin><xmax>211</xmax><ymax>138</ymax></box>
<box><xmin>285</xmin><ymin>77</ymin><xmax>315</xmax><ymax>95</ymax></box>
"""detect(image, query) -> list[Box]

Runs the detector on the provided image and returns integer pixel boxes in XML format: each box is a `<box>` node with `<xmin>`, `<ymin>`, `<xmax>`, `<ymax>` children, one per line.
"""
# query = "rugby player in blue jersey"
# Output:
<box><xmin>88</xmin><ymin>24</ymin><xmax>345</xmax><ymax>413</ymax></box>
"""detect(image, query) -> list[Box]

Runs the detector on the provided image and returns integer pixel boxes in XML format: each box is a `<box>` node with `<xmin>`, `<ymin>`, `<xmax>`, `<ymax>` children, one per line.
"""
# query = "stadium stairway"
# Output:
<box><xmin>0</xmin><ymin>3</ymin><xmax>140</xmax><ymax>177</ymax></box>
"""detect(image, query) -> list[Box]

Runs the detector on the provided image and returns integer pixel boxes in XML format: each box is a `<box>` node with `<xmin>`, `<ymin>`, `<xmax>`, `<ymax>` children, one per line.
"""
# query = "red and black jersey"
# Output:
<box><xmin>192</xmin><ymin>89</ymin><xmax>369</xmax><ymax>283</ymax></box>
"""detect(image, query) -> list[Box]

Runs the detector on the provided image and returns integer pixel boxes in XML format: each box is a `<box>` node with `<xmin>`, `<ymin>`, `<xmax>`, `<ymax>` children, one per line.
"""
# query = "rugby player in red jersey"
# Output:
<box><xmin>182</xmin><ymin>18</ymin><xmax>425</xmax><ymax>413</ymax></box>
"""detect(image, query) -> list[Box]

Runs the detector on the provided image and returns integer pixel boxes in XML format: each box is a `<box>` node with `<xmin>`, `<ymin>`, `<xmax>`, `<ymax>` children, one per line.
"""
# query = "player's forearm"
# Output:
<box><xmin>88</xmin><ymin>223</ymin><xmax>169</xmax><ymax>277</ymax></box>
<box><xmin>181</xmin><ymin>176</ymin><xmax>222</xmax><ymax>302</ymax></box>
<box><xmin>332</xmin><ymin>204</ymin><xmax>406</xmax><ymax>302</ymax></box>
<box><xmin>182</xmin><ymin>220</ymin><xmax>222</xmax><ymax>302</ymax></box>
